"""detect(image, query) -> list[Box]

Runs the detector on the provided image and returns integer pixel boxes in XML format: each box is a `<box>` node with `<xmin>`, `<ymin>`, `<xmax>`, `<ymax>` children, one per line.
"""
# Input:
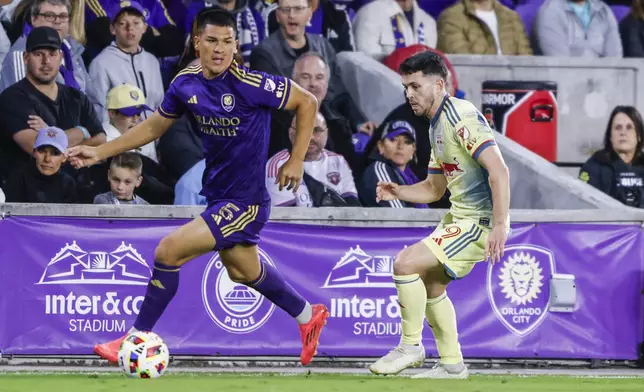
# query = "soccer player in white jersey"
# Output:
<box><xmin>370</xmin><ymin>51</ymin><xmax>511</xmax><ymax>379</ymax></box>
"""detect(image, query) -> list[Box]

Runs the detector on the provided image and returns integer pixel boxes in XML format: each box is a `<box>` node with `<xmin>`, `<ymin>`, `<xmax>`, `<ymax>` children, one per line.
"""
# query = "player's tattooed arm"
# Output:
<box><xmin>377</xmin><ymin>174</ymin><xmax>447</xmax><ymax>204</ymax></box>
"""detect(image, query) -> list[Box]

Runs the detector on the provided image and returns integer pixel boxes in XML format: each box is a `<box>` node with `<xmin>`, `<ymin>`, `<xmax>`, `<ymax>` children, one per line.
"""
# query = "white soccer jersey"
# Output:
<box><xmin>266</xmin><ymin>149</ymin><xmax>358</xmax><ymax>207</ymax></box>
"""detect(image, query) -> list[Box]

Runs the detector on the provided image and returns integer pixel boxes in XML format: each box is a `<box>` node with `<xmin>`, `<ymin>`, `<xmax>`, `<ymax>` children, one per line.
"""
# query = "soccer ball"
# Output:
<box><xmin>118</xmin><ymin>331</ymin><xmax>170</xmax><ymax>378</ymax></box>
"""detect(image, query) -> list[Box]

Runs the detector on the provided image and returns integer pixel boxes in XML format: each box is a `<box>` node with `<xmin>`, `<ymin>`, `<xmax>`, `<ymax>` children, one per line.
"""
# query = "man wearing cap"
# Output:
<box><xmin>358</xmin><ymin>119</ymin><xmax>429</xmax><ymax>208</ymax></box>
<box><xmin>0</xmin><ymin>26</ymin><xmax>106</xmax><ymax>184</ymax></box>
<box><xmin>87</xmin><ymin>0</ymin><xmax>164</xmax><ymax>123</ymax></box>
<box><xmin>0</xmin><ymin>0</ymin><xmax>88</xmax><ymax>93</ymax></box>
<box><xmin>104</xmin><ymin>83</ymin><xmax>158</xmax><ymax>162</ymax></box>
<box><xmin>4</xmin><ymin>126</ymin><xmax>78</xmax><ymax>203</ymax></box>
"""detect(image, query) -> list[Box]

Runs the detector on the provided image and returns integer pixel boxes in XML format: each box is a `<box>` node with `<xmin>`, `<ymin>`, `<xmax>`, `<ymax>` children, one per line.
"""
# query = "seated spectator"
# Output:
<box><xmin>174</xmin><ymin>159</ymin><xmax>207</xmax><ymax>206</ymax></box>
<box><xmin>103</xmin><ymin>84</ymin><xmax>158</xmax><ymax>162</ymax></box>
<box><xmin>619</xmin><ymin>0</ymin><xmax>644</xmax><ymax>57</ymax></box>
<box><xmin>84</xmin><ymin>0</ymin><xmax>185</xmax><ymax>61</ymax></box>
<box><xmin>0</xmin><ymin>26</ymin><xmax>105</xmax><ymax>184</ymax></box>
<box><xmin>185</xmin><ymin>1</ymin><xmax>265</xmax><ymax>66</ymax></box>
<box><xmin>250</xmin><ymin>0</ymin><xmax>345</xmax><ymax>103</ymax></box>
<box><xmin>353</xmin><ymin>0</ymin><xmax>437</xmax><ymax>61</ymax></box>
<box><xmin>437</xmin><ymin>0</ymin><xmax>531</xmax><ymax>55</ymax></box>
<box><xmin>579</xmin><ymin>105</ymin><xmax>644</xmax><ymax>208</ymax></box>
<box><xmin>87</xmin><ymin>1</ymin><xmax>164</xmax><ymax>122</ymax></box>
<box><xmin>359</xmin><ymin>120</ymin><xmax>429</xmax><ymax>208</ymax></box>
<box><xmin>264</xmin><ymin>0</ymin><xmax>355</xmax><ymax>53</ymax></box>
<box><xmin>266</xmin><ymin>112</ymin><xmax>360</xmax><ymax>207</ymax></box>
<box><xmin>94</xmin><ymin>152</ymin><xmax>149</xmax><ymax>205</ymax></box>
<box><xmin>5</xmin><ymin>126</ymin><xmax>78</xmax><ymax>203</ymax></box>
<box><xmin>1</xmin><ymin>0</ymin><xmax>89</xmax><ymax>92</ymax></box>
<box><xmin>158</xmin><ymin>114</ymin><xmax>204</xmax><ymax>180</ymax></box>
<box><xmin>533</xmin><ymin>0</ymin><xmax>622</xmax><ymax>57</ymax></box>
<box><xmin>269</xmin><ymin>51</ymin><xmax>365</xmax><ymax>172</ymax></box>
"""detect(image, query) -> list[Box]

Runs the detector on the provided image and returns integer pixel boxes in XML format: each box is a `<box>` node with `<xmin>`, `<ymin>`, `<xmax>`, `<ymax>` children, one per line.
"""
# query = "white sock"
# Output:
<box><xmin>295</xmin><ymin>302</ymin><xmax>312</xmax><ymax>324</ymax></box>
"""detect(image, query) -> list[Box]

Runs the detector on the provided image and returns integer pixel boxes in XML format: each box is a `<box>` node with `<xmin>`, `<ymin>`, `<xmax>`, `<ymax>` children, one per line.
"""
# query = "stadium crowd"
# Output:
<box><xmin>0</xmin><ymin>0</ymin><xmax>642</xmax><ymax>208</ymax></box>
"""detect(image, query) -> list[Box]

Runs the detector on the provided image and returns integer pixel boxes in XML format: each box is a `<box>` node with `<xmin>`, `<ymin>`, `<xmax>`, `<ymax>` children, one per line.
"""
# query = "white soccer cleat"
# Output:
<box><xmin>410</xmin><ymin>362</ymin><xmax>469</xmax><ymax>379</ymax></box>
<box><xmin>369</xmin><ymin>344</ymin><xmax>425</xmax><ymax>375</ymax></box>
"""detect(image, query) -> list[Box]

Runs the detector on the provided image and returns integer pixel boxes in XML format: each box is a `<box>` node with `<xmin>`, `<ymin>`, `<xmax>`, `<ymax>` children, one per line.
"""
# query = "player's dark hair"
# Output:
<box><xmin>110</xmin><ymin>152</ymin><xmax>143</xmax><ymax>175</ymax></box>
<box><xmin>194</xmin><ymin>7</ymin><xmax>237</xmax><ymax>38</ymax></box>
<box><xmin>603</xmin><ymin>106</ymin><xmax>644</xmax><ymax>159</ymax></box>
<box><xmin>399</xmin><ymin>51</ymin><xmax>448</xmax><ymax>80</ymax></box>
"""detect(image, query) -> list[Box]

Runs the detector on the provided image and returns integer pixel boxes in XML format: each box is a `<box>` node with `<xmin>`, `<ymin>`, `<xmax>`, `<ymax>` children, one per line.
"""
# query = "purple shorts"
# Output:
<box><xmin>200</xmin><ymin>200</ymin><xmax>270</xmax><ymax>251</ymax></box>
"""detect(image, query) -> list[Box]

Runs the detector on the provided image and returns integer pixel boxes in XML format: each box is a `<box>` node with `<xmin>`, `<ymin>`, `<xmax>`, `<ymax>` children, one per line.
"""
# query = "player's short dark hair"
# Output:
<box><xmin>193</xmin><ymin>7</ymin><xmax>237</xmax><ymax>38</ymax></box>
<box><xmin>110</xmin><ymin>152</ymin><xmax>143</xmax><ymax>175</ymax></box>
<box><xmin>399</xmin><ymin>51</ymin><xmax>448</xmax><ymax>80</ymax></box>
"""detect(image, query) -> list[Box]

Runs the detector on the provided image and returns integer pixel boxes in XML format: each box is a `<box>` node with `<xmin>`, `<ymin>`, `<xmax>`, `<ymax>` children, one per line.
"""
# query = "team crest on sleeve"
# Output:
<box><xmin>487</xmin><ymin>245</ymin><xmax>555</xmax><ymax>337</ymax></box>
<box><xmin>201</xmin><ymin>248</ymin><xmax>276</xmax><ymax>334</ymax></box>
<box><xmin>264</xmin><ymin>78</ymin><xmax>276</xmax><ymax>93</ymax></box>
<box><xmin>221</xmin><ymin>94</ymin><xmax>235</xmax><ymax>112</ymax></box>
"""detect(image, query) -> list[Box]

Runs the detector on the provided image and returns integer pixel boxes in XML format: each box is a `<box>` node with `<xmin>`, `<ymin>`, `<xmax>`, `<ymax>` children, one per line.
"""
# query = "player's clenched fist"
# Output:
<box><xmin>376</xmin><ymin>181</ymin><xmax>400</xmax><ymax>202</ymax></box>
<box><xmin>276</xmin><ymin>158</ymin><xmax>304</xmax><ymax>192</ymax></box>
<box><xmin>66</xmin><ymin>145</ymin><xmax>100</xmax><ymax>169</ymax></box>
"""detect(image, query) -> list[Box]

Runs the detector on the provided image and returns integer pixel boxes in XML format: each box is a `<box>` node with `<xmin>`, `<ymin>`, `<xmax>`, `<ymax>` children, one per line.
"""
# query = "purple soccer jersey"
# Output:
<box><xmin>159</xmin><ymin>61</ymin><xmax>292</xmax><ymax>206</ymax></box>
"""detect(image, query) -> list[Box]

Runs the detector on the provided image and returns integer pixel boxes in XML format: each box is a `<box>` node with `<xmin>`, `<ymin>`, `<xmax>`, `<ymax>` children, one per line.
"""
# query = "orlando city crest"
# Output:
<box><xmin>486</xmin><ymin>244</ymin><xmax>555</xmax><ymax>337</ymax></box>
<box><xmin>221</xmin><ymin>94</ymin><xmax>235</xmax><ymax>112</ymax></box>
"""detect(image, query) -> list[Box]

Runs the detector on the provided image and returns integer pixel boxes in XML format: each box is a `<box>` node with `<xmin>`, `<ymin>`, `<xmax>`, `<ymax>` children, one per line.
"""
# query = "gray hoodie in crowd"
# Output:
<box><xmin>87</xmin><ymin>42</ymin><xmax>164</xmax><ymax>122</ymax></box>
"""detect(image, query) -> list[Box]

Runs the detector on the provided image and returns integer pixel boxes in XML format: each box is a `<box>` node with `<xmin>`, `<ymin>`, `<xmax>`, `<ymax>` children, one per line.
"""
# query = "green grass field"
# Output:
<box><xmin>0</xmin><ymin>373</ymin><xmax>643</xmax><ymax>392</ymax></box>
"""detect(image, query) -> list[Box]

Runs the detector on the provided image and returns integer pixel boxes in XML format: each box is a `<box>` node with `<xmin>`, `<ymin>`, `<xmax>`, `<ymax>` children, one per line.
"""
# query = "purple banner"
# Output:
<box><xmin>0</xmin><ymin>216</ymin><xmax>642</xmax><ymax>359</ymax></box>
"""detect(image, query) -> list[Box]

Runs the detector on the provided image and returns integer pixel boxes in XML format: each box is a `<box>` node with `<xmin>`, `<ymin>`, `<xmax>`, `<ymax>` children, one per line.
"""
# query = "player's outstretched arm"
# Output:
<box><xmin>276</xmin><ymin>80</ymin><xmax>318</xmax><ymax>191</ymax></box>
<box><xmin>67</xmin><ymin>112</ymin><xmax>177</xmax><ymax>168</ymax></box>
<box><xmin>377</xmin><ymin>174</ymin><xmax>447</xmax><ymax>204</ymax></box>
<box><xmin>477</xmin><ymin>144</ymin><xmax>510</xmax><ymax>263</ymax></box>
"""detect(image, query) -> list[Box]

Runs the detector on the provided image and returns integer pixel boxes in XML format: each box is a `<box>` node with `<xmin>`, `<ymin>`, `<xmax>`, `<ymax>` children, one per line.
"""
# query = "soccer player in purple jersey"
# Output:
<box><xmin>67</xmin><ymin>8</ymin><xmax>328</xmax><ymax>366</ymax></box>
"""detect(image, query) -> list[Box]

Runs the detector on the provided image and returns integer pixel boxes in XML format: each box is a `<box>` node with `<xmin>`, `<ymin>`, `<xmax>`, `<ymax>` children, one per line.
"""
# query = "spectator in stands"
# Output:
<box><xmin>0</xmin><ymin>18</ymin><xmax>9</xmax><ymax>67</ymax></box>
<box><xmin>437</xmin><ymin>0</ymin><xmax>531</xmax><ymax>55</ymax></box>
<box><xmin>0</xmin><ymin>26</ymin><xmax>106</xmax><ymax>184</ymax></box>
<box><xmin>174</xmin><ymin>159</ymin><xmax>207</xmax><ymax>205</ymax></box>
<box><xmin>266</xmin><ymin>112</ymin><xmax>360</xmax><ymax>206</ymax></box>
<box><xmin>359</xmin><ymin>120</ymin><xmax>429</xmax><ymax>208</ymax></box>
<box><xmin>94</xmin><ymin>152</ymin><xmax>149</xmax><ymax>205</ymax></box>
<box><xmin>269</xmin><ymin>52</ymin><xmax>364</xmax><ymax>171</ymax></box>
<box><xmin>5</xmin><ymin>126</ymin><xmax>78</xmax><ymax>203</ymax></box>
<box><xmin>264</xmin><ymin>0</ymin><xmax>355</xmax><ymax>53</ymax></box>
<box><xmin>185</xmin><ymin>1</ymin><xmax>265</xmax><ymax>66</ymax></box>
<box><xmin>533</xmin><ymin>0</ymin><xmax>622</xmax><ymax>57</ymax></box>
<box><xmin>87</xmin><ymin>1</ymin><xmax>164</xmax><ymax>122</ymax></box>
<box><xmin>619</xmin><ymin>0</ymin><xmax>644</xmax><ymax>57</ymax></box>
<box><xmin>84</xmin><ymin>0</ymin><xmax>185</xmax><ymax>61</ymax></box>
<box><xmin>250</xmin><ymin>0</ymin><xmax>346</xmax><ymax>102</ymax></box>
<box><xmin>1</xmin><ymin>0</ymin><xmax>89</xmax><ymax>92</ymax></box>
<box><xmin>353</xmin><ymin>0</ymin><xmax>437</xmax><ymax>61</ymax></box>
<box><xmin>579</xmin><ymin>105</ymin><xmax>644</xmax><ymax>208</ymax></box>
<box><xmin>103</xmin><ymin>84</ymin><xmax>158</xmax><ymax>162</ymax></box>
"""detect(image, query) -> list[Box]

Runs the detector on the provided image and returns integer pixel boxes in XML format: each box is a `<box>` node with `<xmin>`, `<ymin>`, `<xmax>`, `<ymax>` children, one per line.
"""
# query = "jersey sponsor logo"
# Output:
<box><xmin>202</xmin><ymin>248</ymin><xmax>276</xmax><ymax>334</ymax></box>
<box><xmin>442</xmin><ymin>158</ymin><xmax>464</xmax><ymax>177</ymax></box>
<box><xmin>187</xmin><ymin>95</ymin><xmax>198</xmax><ymax>104</ymax></box>
<box><xmin>487</xmin><ymin>245</ymin><xmax>555</xmax><ymax>337</ymax></box>
<box><xmin>38</xmin><ymin>241</ymin><xmax>150</xmax><ymax>333</ymax></box>
<box><xmin>264</xmin><ymin>78</ymin><xmax>276</xmax><ymax>93</ymax></box>
<box><xmin>221</xmin><ymin>94</ymin><xmax>235</xmax><ymax>112</ymax></box>
<box><xmin>327</xmin><ymin>171</ymin><xmax>341</xmax><ymax>185</ymax></box>
<box><xmin>276</xmin><ymin>81</ymin><xmax>285</xmax><ymax>99</ymax></box>
<box><xmin>466</xmin><ymin>137</ymin><xmax>478</xmax><ymax>152</ymax></box>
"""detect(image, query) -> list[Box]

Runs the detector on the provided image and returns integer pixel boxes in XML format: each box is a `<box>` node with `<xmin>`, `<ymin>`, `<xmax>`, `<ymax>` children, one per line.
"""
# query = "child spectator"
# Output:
<box><xmin>94</xmin><ymin>152</ymin><xmax>149</xmax><ymax>205</ymax></box>
<box><xmin>103</xmin><ymin>84</ymin><xmax>158</xmax><ymax>162</ymax></box>
<box><xmin>5</xmin><ymin>126</ymin><xmax>78</xmax><ymax>203</ymax></box>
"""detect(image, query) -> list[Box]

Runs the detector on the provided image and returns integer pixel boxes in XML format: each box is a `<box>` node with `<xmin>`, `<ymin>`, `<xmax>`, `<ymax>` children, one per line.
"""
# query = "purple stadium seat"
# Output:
<box><xmin>611</xmin><ymin>5</ymin><xmax>631</xmax><ymax>22</ymax></box>
<box><xmin>515</xmin><ymin>3</ymin><xmax>541</xmax><ymax>34</ymax></box>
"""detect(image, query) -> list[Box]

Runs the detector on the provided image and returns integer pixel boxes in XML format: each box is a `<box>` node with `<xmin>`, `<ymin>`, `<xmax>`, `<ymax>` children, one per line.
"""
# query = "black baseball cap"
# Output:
<box><xmin>26</xmin><ymin>26</ymin><xmax>62</xmax><ymax>52</ymax></box>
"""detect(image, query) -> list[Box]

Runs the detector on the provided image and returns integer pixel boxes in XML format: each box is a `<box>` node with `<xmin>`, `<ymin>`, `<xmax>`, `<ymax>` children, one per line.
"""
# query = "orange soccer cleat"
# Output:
<box><xmin>298</xmin><ymin>304</ymin><xmax>329</xmax><ymax>366</ymax></box>
<box><xmin>94</xmin><ymin>335</ymin><xmax>126</xmax><ymax>364</ymax></box>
